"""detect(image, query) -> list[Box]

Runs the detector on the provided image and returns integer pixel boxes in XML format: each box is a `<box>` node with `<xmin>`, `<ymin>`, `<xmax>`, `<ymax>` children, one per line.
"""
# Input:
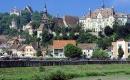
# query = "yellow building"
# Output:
<box><xmin>112</xmin><ymin>39</ymin><xmax>130</xmax><ymax>59</ymax></box>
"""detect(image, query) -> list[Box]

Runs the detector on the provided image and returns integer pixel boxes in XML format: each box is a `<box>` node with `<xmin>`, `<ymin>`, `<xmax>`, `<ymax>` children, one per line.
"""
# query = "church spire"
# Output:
<box><xmin>89</xmin><ymin>8</ymin><xmax>92</xmax><ymax>18</ymax></box>
<box><xmin>101</xmin><ymin>0</ymin><xmax>105</xmax><ymax>8</ymax></box>
<box><xmin>44</xmin><ymin>3</ymin><xmax>47</xmax><ymax>14</ymax></box>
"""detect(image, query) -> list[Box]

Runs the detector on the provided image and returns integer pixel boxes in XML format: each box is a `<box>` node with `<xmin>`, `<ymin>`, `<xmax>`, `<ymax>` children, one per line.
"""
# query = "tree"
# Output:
<box><xmin>118</xmin><ymin>46</ymin><xmax>124</xmax><ymax>59</ymax></box>
<box><xmin>36</xmin><ymin>50</ymin><xmax>42</xmax><ymax>57</ymax></box>
<box><xmin>96</xmin><ymin>37</ymin><xmax>113</xmax><ymax>50</ymax></box>
<box><xmin>77</xmin><ymin>32</ymin><xmax>97</xmax><ymax>43</ymax></box>
<box><xmin>42</xmin><ymin>30</ymin><xmax>53</xmax><ymax>46</ymax></box>
<box><xmin>64</xmin><ymin>44</ymin><xmax>82</xmax><ymax>58</ymax></box>
<box><xmin>36</xmin><ymin>38</ymin><xmax>41</xmax><ymax>48</ymax></box>
<box><xmin>32</xmin><ymin>11</ymin><xmax>42</xmax><ymax>23</ymax></box>
<box><xmin>92</xmin><ymin>49</ymin><xmax>109</xmax><ymax>60</ymax></box>
<box><xmin>20</xmin><ymin>10</ymin><xmax>31</xmax><ymax>27</ymax></box>
<box><xmin>104</xmin><ymin>26</ymin><xmax>113</xmax><ymax>36</ymax></box>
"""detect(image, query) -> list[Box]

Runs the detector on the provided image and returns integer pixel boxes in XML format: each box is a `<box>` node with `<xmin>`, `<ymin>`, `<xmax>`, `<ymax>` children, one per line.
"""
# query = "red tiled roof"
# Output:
<box><xmin>53</xmin><ymin>40</ymin><xmax>76</xmax><ymax>49</ymax></box>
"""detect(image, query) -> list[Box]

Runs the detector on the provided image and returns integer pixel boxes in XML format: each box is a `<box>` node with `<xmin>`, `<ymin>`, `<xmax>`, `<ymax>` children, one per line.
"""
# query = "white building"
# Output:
<box><xmin>10</xmin><ymin>7</ymin><xmax>20</xmax><ymax>16</ymax></box>
<box><xmin>23</xmin><ymin>21</ymin><xmax>34</xmax><ymax>36</ymax></box>
<box><xmin>80</xmin><ymin>6</ymin><xmax>129</xmax><ymax>33</ymax></box>
<box><xmin>10</xmin><ymin>19</ymin><xmax>17</xmax><ymax>29</ymax></box>
<box><xmin>10</xmin><ymin>44</ymin><xmax>37</xmax><ymax>58</ymax></box>
<box><xmin>78</xmin><ymin>43</ymin><xmax>96</xmax><ymax>59</ymax></box>
<box><xmin>52</xmin><ymin>40</ymin><xmax>76</xmax><ymax>58</ymax></box>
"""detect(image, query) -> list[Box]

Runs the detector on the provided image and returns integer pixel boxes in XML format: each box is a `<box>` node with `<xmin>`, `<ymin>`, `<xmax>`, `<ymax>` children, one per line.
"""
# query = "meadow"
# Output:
<box><xmin>0</xmin><ymin>64</ymin><xmax>130</xmax><ymax>80</ymax></box>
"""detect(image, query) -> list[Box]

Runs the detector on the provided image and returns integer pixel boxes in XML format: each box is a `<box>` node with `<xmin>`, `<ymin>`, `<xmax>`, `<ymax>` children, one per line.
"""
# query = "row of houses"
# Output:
<box><xmin>0</xmin><ymin>35</ymin><xmax>129</xmax><ymax>59</ymax></box>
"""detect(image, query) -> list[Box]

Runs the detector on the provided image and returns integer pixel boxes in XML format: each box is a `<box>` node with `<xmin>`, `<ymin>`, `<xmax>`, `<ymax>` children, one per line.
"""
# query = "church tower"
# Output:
<box><xmin>41</xmin><ymin>3</ymin><xmax>49</xmax><ymax>24</ymax></box>
<box><xmin>101</xmin><ymin>0</ymin><xmax>105</xmax><ymax>8</ymax></box>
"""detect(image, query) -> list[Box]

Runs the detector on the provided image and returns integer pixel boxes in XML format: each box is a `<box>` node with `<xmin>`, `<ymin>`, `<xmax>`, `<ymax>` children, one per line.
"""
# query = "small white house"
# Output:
<box><xmin>52</xmin><ymin>40</ymin><xmax>76</xmax><ymax>58</ymax></box>
<box><xmin>78</xmin><ymin>43</ymin><xmax>96</xmax><ymax>59</ymax></box>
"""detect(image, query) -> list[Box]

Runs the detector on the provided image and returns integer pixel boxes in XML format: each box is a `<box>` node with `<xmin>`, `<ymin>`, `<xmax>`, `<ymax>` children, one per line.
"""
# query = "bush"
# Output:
<box><xmin>32</xmin><ymin>75</ymin><xmax>42</xmax><ymax>80</ymax></box>
<box><xmin>64</xmin><ymin>44</ymin><xmax>82</xmax><ymax>58</ymax></box>
<box><xmin>39</xmin><ymin>66</ymin><xmax>45</xmax><ymax>72</ymax></box>
<box><xmin>92</xmin><ymin>49</ymin><xmax>109</xmax><ymax>60</ymax></box>
<box><xmin>44</xmin><ymin>70</ymin><xmax>67</xmax><ymax>80</ymax></box>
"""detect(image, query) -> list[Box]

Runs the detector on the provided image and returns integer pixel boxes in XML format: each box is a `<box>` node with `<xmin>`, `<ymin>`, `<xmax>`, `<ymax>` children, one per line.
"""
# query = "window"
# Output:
<box><xmin>128</xmin><ymin>49</ymin><xmax>130</xmax><ymax>53</ymax></box>
<box><xmin>128</xmin><ymin>43</ymin><xmax>130</xmax><ymax>47</ymax></box>
<box><xmin>54</xmin><ymin>53</ymin><xmax>58</xmax><ymax>56</ymax></box>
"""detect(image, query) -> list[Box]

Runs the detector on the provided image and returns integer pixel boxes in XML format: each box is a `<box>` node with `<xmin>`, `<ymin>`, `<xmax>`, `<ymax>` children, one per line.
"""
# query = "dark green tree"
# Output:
<box><xmin>36</xmin><ymin>50</ymin><xmax>42</xmax><ymax>57</ymax></box>
<box><xmin>118</xmin><ymin>46</ymin><xmax>124</xmax><ymax>59</ymax></box>
<box><xmin>20</xmin><ymin>10</ymin><xmax>31</xmax><ymax>27</ymax></box>
<box><xmin>64</xmin><ymin>44</ymin><xmax>82</xmax><ymax>58</ymax></box>
<box><xmin>77</xmin><ymin>32</ymin><xmax>97</xmax><ymax>43</ymax></box>
<box><xmin>104</xmin><ymin>26</ymin><xmax>113</xmax><ymax>36</ymax></box>
<box><xmin>32</xmin><ymin>11</ymin><xmax>42</xmax><ymax>23</ymax></box>
<box><xmin>42</xmin><ymin>30</ymin><xmax>53</xmax><ymax>46</ymax></box>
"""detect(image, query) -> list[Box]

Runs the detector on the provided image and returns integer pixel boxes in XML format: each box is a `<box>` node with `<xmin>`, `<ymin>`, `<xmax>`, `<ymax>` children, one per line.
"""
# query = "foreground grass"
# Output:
<box><xmin>0</xmin><ymin>64</ymin><xmax>130</xmax><ymax>80</ymax></box>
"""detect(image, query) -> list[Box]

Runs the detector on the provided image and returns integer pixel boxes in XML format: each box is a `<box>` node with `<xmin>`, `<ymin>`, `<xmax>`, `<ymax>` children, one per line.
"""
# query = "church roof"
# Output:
<box><xmin>86</xmin><ymin>8</ymin><xmax>114</xmax><ymax>19</ymax></box>
<box><xmin>63</xmin><ymin>15</ymin><xmax>79</xmax><ymax>27</ymax></box>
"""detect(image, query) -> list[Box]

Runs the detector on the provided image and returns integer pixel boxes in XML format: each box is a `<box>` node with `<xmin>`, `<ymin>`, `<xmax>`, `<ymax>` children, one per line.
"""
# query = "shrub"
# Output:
<box><xmin>44</xmin><ymin>70</ymin><xmax>67</xmax><ymax>80</ymax></box>
<box><xmin>64</xmin><ymin>44</ymin><xmax>82</xmax><ymax>58</ymax></box>
<box><xmin>32</xmin><ymin>75</ymin><xmax>42</xmax><ymax>80</ymax></box>
<box><xmin>39</xmin><ymin>66</ymin><xmax>45</xmax><ymax>72</ymax></box>
<box><xmin>92</xmin><ymin>49</ymin><xmax>109</xmax><ymax>60</ymax></box>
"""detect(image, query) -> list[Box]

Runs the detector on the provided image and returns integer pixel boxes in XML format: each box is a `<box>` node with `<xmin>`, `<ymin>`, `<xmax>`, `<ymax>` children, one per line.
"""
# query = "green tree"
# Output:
<box><xmin>92</xmin><ymin>49</ymin><xmax>109</xmax><ymax>60</ymax></box>
<box><xmin>64</xmin><ymin>44</ymin><xmax>82</xmax><ymax>58</ymax></box>
<box><xmin>118</xmin><ymin>46</ymin><xmax>124</xmax><ymax>59</ymax></box>
<box><xmin>104</xmin><ymin>26</ymin><xmax>113</xmax><ymax>36</ymax></box>
<box><xmin>42</xmin><ymin>30</ymin><xmax>53</xmax><ymax>46</ymax></box>
<box><xmin>32</xmin><ymin>11</ymin><xmax>42</xmax><ymax>23</ymax></box>
<box><xmin>36</xmin><ymin>50</ymin><xmax>42</xmax><ymax>57</ymax></box>
<box><xmin>78</xmin><ymin>32</ymin><xmax>97</xmax><ymax>43</ymax></box>
<box><xmin>20</xmin><ymin>10</ymin><xmax>31</xmax><ymax>27</ymax></box>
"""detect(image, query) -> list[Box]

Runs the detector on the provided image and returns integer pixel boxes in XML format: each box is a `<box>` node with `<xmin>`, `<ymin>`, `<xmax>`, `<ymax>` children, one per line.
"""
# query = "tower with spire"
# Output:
<box><xmin>41</xmin><ymin>3</ymin><xmax>49</xmax><ymax>24</ymax></box>
<box><xmin>101</xmin><ymin>0</ymin><xmax>105</xmax><ymax>8</ymax></box>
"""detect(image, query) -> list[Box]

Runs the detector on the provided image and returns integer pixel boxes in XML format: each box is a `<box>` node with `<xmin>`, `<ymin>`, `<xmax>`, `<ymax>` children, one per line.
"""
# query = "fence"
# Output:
<box><xmin>0</xmin><ymin>60</ymin><xmax>130</xmax><ymax>68</ymax></box>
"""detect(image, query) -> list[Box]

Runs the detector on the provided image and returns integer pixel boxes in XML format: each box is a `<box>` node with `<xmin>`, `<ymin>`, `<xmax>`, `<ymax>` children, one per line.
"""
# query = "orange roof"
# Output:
<box><xmin>53</xmin><ymin>40</ymin><xmax>76</xmax><ymax>49</ymax></box>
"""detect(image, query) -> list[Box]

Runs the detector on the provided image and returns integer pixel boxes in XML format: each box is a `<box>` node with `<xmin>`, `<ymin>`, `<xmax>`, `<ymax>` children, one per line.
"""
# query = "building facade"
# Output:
<box><xmin>112</xmin><ymin>39</ymin><xmax>130</xmax><ymax>59</ymax></box>
<box><xmin>52</xmin><ymin>40</ymin><xmax>76</xmax><ymax>58</ymax></box>
<box><xmin>78</xmin><ymin>43</ymin><xmax>96</xmax><ymax>59</ymax></box>
<box><xmin>80</xmin><ymin>6</ymin><xmax>129</xmax><ymax>33</ymax></box>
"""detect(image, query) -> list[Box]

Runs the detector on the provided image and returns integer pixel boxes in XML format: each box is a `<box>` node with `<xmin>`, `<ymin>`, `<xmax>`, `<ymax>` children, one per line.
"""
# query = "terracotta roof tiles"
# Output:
<box><xmin>53</xmin><ymin>40</ymin><xmax>76</xmax><ymax>49</ymax></box>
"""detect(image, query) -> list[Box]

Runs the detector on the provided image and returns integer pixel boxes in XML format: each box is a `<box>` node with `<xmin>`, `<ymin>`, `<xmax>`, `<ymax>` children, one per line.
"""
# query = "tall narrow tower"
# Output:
<box><xmin>101</xmin><ymin>0</ymin><xmax>105</xmax><ymax>8</ymax></box>
<box><xmin>43</xmin><ymin>3</ymin><xmax>47</xmax><ymax>14</ymax></box>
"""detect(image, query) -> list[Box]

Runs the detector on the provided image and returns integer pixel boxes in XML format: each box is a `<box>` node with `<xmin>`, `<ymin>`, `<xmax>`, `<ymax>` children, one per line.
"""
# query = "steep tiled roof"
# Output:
<box><xmin>63</xmin><ymin>16</ymin><xmax>79</xmax><ymax>27</ymax></box>
<box><xmin>114</xmin><ymin>13</ymin><xmax>127</xmax><ymax>18</ymax></box>
<box><xmin>53</xmin><ymin>18</ymin><xmax>64</xmax><ymax>27</ymax></box>
<box><xmin>86</xmin><ymin>8</ymin><xmax>114</xmax><ymax>18</ymax></box>
<box><xmin>53</xmin><ymin>40</ymin><xmax>76</xmax><ymax>49</ymax></box>
<box><xmin>78</xmin><ymin>43</ymin><xmax>96</xmax><ymax>50</ymax></box>
<box><xmin>0</xmin><ymin>35</ymin><xmax>7</xmax><ymax>44</ymax></box>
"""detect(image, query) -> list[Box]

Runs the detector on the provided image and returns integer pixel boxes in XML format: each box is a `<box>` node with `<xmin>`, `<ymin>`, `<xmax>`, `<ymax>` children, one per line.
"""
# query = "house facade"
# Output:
<box><xmin>79</xmin><ymin>6</ymin><xmax>129</xmax><ymax>33</ymax></box>
<box><xmin>112</xmin><ymin>39</ymin><xmax>130</xmax><ymax>59</ymax></box>
<box><xmin>52</xmin><ymin>40</ymin><xmax>76</xmax><ymax>58</ymax></box>
<box><xmin>78</xmin><ymin>43</ymin><xmax>96</xmax><ymax>59</ymax></box>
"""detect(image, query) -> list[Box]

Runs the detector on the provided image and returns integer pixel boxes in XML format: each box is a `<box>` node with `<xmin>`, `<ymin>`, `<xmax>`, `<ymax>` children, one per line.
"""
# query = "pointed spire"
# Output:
<box><xmin>101</xmin><ymin>0</ymin><xmax>105</xmax><ymax>8</ymax></box>
<box><xmin>112</xmin><ymin>6</ymin><xmax>115</xmax><ymax>15</ymax></box>
<box><xmin>44</xmin><ymin>2</ymin><xmax>47</xmax><ymax>14</ymax></box>
<box><xmin>89</xmin><ymin>8</ymin><xmax>92</xmax><ymax>17</ymax></box>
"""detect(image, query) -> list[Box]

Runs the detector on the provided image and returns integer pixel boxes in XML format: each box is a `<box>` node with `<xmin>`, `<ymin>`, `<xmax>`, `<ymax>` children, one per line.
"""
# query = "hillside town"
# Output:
<box><xmin>0</xmin><ymin>2</ymin><xmax>130</xmax><ymax>60</ymax></box>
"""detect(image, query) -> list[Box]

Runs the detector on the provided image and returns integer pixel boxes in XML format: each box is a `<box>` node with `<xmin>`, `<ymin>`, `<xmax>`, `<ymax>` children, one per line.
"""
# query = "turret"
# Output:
<box><xmin>89</xmin><ymin>8</ymin><xmax>92</xmax><ymax>18</ymax></box>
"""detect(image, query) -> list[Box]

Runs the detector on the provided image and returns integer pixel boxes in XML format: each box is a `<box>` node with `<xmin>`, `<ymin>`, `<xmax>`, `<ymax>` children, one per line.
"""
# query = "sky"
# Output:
<box><xmin>0</xmin><ymin>0</ymin><xmax>130</xmax><ymax>17</ymax></box>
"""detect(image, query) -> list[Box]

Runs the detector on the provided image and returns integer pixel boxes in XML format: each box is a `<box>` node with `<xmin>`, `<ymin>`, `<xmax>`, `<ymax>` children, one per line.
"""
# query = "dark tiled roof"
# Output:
<box><xmin>86</xmin><ymin>8</ymin><xmax>114</xmax><ymax>19</ymax></box>
<box><xmin>63</xmin><ymin>16</ymin><xmax>79</xmax><ymax>27</ymax></box>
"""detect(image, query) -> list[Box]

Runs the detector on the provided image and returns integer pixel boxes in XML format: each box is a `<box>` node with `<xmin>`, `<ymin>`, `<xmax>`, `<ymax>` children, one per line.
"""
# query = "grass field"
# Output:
<box><xmin>0</xmin><ymin>64</ymin><xmax>130</xmax><ymax>80</ymax></box>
